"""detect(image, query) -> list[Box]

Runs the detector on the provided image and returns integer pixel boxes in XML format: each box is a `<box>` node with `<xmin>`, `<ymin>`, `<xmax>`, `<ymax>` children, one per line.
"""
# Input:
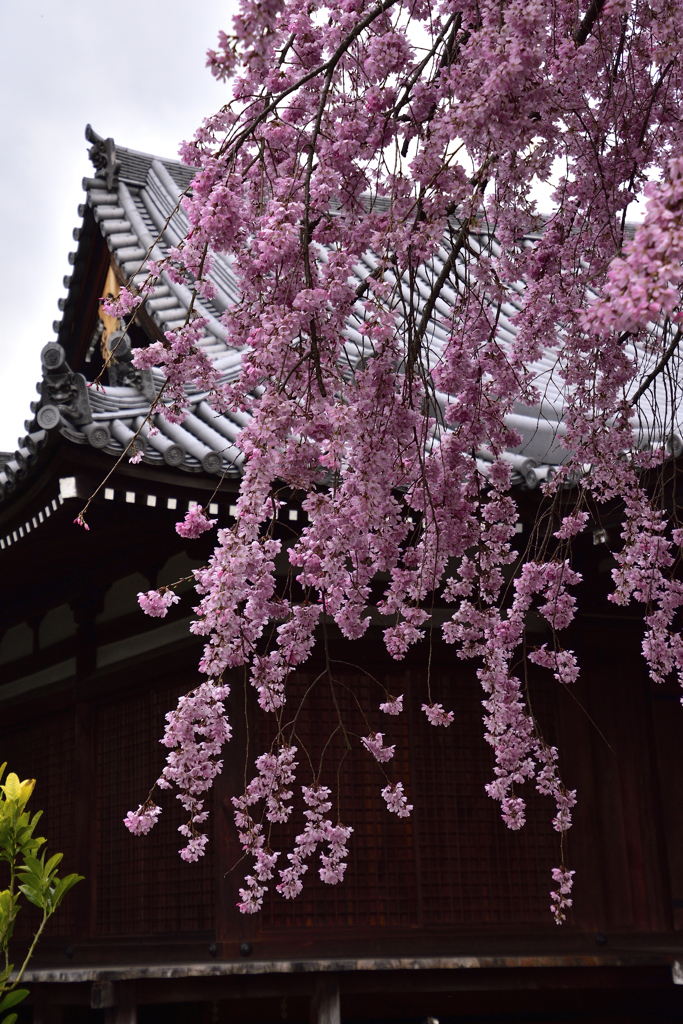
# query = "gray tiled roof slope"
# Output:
<box><xmin>2</xmin><ymin>131</ymin><xmax>678</xmax><ymax>505</ymax></box>
<box><xmin>116</xmin><ymin>145</ymin><xmax>197</xmax><ymax>192</ymax></box>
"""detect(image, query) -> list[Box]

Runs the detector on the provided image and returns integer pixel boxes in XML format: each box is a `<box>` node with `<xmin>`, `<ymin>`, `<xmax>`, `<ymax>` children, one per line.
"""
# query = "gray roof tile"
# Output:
<box><xmin>3</xmin><ymin>128</ymin><xmax>680</xmax><ymax>508</ymax></box>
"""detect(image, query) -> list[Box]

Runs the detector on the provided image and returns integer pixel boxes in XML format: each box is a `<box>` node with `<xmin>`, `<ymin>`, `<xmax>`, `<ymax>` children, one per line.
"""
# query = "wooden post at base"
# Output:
<box><xmin>93</xmin><ymin>980</ymin><xmax>137</xmax><ymax>1024</ymax></box>
<box><xmin>33</xmin><ymin>1006</ymin><xmax>63</xmax><ymax>1024</ymax></box>
<box><xmin>310</xmin><ymin>975</ymin><xmax>340</xmax><ymax>1024</ymax></box>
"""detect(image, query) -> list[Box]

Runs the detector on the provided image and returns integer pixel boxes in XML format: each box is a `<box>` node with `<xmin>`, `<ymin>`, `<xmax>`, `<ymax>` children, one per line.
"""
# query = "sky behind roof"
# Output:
<box><xmin>0</xmin><ymin>0</ymin><xmax>235</xmax><ymax>450</ymax></box>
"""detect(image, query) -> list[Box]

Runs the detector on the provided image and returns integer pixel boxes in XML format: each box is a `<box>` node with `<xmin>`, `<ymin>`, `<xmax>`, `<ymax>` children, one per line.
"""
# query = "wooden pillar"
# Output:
<box><xmin>310</xmin><ymin>975</ymin><xmax>340</xmax><ymax>1024</ymax></box>
<box><xmin>72</xmin><ymin>592</ymin><xmax>100</xmax><ymax>682</ymax></box>
<box><xmin>93</xmin><ymin>981</ymin><xmax>137</xmax><ymax>1024</ymax></box>
<box><xmin>71</xmin><ymin>586</ymin><xmax>104</xmax><ymax>939</ymax></box>
<box><xmin>73</xmin><ymin>700</ymin><xmax>97</xmax><ymax>938</ymax></box>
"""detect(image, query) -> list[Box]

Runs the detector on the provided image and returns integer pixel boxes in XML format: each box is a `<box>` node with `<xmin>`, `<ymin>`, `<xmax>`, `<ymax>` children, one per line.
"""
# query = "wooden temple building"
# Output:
<box><xmin>1</xmin><ymin>127</ymin><xmax>683</xmax><ymax>1023</ymax></box>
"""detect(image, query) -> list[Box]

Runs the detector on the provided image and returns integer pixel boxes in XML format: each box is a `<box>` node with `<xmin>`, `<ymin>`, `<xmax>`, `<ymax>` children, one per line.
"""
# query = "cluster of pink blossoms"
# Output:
<box><xmin>231</xmin><ymin>750</ymin><xmax>354</xmax><ymax>911</ymax></box>
<box><xmin>231</xmin><ymin>745</ymin><xmax>298</xmax><ymax>911</ymax></box>
<box><xmin>421</xmin><ymin>703</ymin><xmax>455</xmax><ymax>727</ymax></box>
<box><xmin>131</xmin><ymin>318</ymin><xmax>223</xmax><ymax>423</ymax></box>
<box><xmin>446</xmin><ymin>553</ymin><xmax>580</xmax><ymax>837</ymax></box>
<box><xmin>550</xmin><ymin>868</ymin><xmax>575</xmax><ymax>925</ymax></box>
<box><xmin>361</xmin><ymin>732</ymin><xmax>396</xmax><ymax>762</ymax></box>
<box><xmin>587</xmin><ymin>156</ymin><xmax>683</xmax><ymax>334</ymax></box>
<box><xmin>175</xmin><ymin>506</ymin><xmax>218</xmax><ymax>539</ymax></box>
<box><xmin>137</xmin><ymin>588</ymin><xmax>180</xmax><ymax>618</ymax></box>
<box><xmin>123</xmin><ymin>0</ymin><xmax>683</xmax><ymax>923</ymax></box>
<box><xmin>381</xmin><ymin>782</ymin><xmax>413</xmax><ymax>818</ymax></box>
<box><xmin>124</xmin><ymin>800</ymin><xmax>162</xmax><ymax>836</ymax></box>
<box><xmin>277</xmin><ymin>786</ymin><xmax>353</xmax><ymax>897</ymax></box>
<box><xmin>379</xmin><ymin>695</ymin><xmax>404</xmax><ymax>716</ymax></box>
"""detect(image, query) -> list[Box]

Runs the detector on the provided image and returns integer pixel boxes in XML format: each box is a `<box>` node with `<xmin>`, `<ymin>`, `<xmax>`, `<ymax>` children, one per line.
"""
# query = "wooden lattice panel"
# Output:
<box><xmin>257</xmin><ymin>669</ymin><xmax>417</xmax><ymax>930</ymax></box>
<box><xmin>254</xmin><ymin>662</ymin><xmax>562</xmax><ymax>931</ymax></box>
<box><xmin>409</xmin><ymin>668</ymin><xmax>561</xmax><ymax>925</ymax></box>
<box><xmin>95</xmin><ymin>682</ymin><xmax>215</xmax><ymax>936</ymax></box>
<box><xmin>0</xmin><ymin>711</ymin><xmax>77</xmax><ymax>938</ymax></box>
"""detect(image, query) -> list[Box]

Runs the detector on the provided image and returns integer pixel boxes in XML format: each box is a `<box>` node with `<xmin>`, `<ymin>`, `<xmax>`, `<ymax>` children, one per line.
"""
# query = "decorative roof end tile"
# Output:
<box><xmin>38</xmin><ymin>344</ymin><xmax>93</xmax><ymax>430</ymax></box>
<box><xmin>85</xmin><ymin>124</ymin><xmax>121</xmax><ymax>191</ymax></box>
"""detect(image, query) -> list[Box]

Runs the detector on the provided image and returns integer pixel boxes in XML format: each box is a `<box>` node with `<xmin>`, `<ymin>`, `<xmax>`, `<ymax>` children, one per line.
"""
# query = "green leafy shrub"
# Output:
<box><xmin>0</xmin><ymin>763</ymin><xmax>82</xmax><ymax>1024</ymax></box>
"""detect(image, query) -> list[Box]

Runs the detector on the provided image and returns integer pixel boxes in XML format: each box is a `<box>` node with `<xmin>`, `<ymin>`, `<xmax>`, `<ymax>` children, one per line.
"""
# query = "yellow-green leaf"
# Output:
<box><xmin>17</xmin><ymin>779</ymin><xmax>35</xmax><ymax>808</ymax></box>
<box><xmin>1</xmin><ymin>775</ymin><xmax>21</xmax><ymax>801</ymax></box>
<box><xmin>1</xmin><ymin>774</ymin><xmax>35</xmax><ymax>808</ymax></box>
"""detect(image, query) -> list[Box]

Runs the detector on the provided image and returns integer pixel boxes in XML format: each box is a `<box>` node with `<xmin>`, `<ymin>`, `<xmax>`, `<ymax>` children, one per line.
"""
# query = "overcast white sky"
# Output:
<box><xmin>0</xmin><ymin>1</ymin><xmax>235</xmax><ymax>450</ymax></box>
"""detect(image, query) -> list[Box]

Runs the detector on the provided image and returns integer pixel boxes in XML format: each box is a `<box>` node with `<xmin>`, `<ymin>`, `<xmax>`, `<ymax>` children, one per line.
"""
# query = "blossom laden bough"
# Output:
<box><xmin>121</xmin><ymin>0</ymin><xmax>683</xmax><ymax>923</ymax></box>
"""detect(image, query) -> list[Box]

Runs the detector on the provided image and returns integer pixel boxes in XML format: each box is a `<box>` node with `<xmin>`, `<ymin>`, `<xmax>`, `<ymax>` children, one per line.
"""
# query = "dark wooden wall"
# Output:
<box><xmin>1</xmin><ymin>473</ymin><xmax>682</xmax><ymax>967</ymax></box>
<box><xmin>3</xmin><ymin>612</ymin><xmax>682</xmax><ymax>966</ymax></box>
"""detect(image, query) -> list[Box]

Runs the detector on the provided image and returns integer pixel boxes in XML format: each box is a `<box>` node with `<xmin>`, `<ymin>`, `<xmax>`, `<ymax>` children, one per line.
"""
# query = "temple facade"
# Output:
<box><xmin>1</xmin><ymin>128</ymin><xmax>682</xmax><ymax>1023</ymax></box>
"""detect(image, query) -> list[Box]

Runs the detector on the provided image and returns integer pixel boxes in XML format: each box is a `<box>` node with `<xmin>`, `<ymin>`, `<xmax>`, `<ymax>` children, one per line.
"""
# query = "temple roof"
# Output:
<box><xmin>0</xmin><ymin>125</ymin><xmax>678</xmax><ymax>516</ymax></box>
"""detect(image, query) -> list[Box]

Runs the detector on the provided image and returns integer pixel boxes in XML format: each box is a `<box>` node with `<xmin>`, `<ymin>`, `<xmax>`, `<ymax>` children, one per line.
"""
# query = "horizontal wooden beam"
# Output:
<box><xmin>20</xmin><ymin>952</ymin><xmax>676</xmax><ymax>984</ymax></box>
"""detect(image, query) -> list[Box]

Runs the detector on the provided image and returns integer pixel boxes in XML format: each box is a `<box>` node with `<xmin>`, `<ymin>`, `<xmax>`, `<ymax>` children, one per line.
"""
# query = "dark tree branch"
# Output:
<box><xmin>574</xmin><ymin>0</ymin><xmax>607</xmax><ymax>46</ymax></box>
<box><xmin>631</xmin><ymin>326</ymin><xmax>682</xmax><ymax>405</ymax></box>
<box><xmin>404</xmin><ymin>216</ymin><xmax>473</xmax><ymax>382</ymax></box>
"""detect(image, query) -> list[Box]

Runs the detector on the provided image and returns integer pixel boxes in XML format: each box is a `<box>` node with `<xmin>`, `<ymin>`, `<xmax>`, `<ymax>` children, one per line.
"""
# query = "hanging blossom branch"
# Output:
<box><xmin>125</xmin><ymin>682</ymin><xmax>232</xmax><ymax>860</ymax></box>
<box><xmin>119</xmin><ymin>0</ymin><xmax>683</xmax><ymax>922</ymax></box>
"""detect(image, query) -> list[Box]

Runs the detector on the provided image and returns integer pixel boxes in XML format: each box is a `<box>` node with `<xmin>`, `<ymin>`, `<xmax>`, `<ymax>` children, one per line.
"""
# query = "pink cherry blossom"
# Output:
<box><xmin>124</xmin><ymin>801</ymin><xmax>162</xmax><ymax>836</ymax></box>
<box><xmin>361</xmin><ymin>732</ymin><xmax>396</xmax><ymax>762</ymax></box>
<box><xmin>379</xmin><ymin>694</ymin><xmax>403</xmax><ymax>716</ymax></box>
<box><xmin>550</xmin><ymin>867</ymin><xmax>575</xmax><ymax>925</ymax></box>
<box><xmin>137</xmin><ymin>588</ymin><xmax>180</xmax><ymax>618</ymax></box>
<box><xmin>421</xmin><ymin>703</ymin><xmax>454</xmax><ymax>727</ymax></box>
<box><xmin>381</xmin><ymin>782</ymin><xmax>413</xmax><ymax>818</ymax></box>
